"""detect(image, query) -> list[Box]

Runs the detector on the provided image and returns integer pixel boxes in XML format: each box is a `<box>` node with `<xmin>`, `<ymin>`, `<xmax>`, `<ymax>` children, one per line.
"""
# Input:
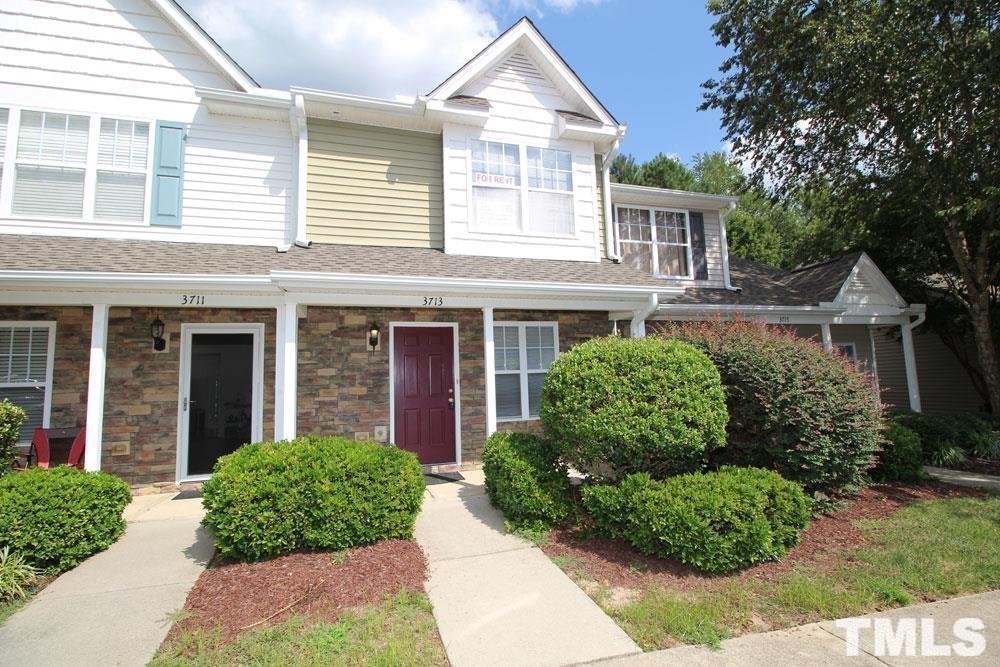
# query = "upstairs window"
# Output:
<box><xmin>472</xmin><ymin>140</ymin><xmax>521</xmax><ymax>233</ymax></box>
<box><xmin>14</xmin><ymin>111</ymin><xmax>89</xmax><ymax>218</ymax></box>
<box><xmin>96</xmin><ymin>119</ymin><xmax>149</xmax><ymax>221</ymax></box>
<box><xmin>471</xmin><ymin>140</ymin><xmax>575</xmax><ymax>236</ymax></box>
<box><xmin>0</xmin><ymin>323</ymin><xmax>54</xmax><ymax>444</ymax></box>
<box><xmin>7</xmin><ymin>109</ymin><xmax>151</xmax><ymax>222</ymax></box>
<box><xmin>616</xmin><ymin>206</ymin><xmax>692</xmax><ymax>278</ymax></box>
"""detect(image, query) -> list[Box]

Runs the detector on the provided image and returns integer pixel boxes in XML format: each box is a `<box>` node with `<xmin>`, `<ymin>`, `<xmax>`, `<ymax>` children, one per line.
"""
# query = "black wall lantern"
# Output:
<box><xmin>368</xmin><ymin>323</ymin><xmax>381</xmax><ymax>356</ymax></box>
<box><xmin>151</xmin><ymin>314</ymin><xmax>166</xmax><ymax>352</ymax></box>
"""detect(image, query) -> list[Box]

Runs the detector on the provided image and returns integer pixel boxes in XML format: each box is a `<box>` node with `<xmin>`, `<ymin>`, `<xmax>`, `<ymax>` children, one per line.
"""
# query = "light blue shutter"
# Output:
<box><xmin>150</xmin><ymin>121</ymin><xmax>186</xmax><ymax>226</ymax></box>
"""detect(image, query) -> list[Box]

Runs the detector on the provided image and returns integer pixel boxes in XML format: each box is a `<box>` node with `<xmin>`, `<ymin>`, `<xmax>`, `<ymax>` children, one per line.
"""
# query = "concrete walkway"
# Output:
<box><xmin>925</xmin><ymin>466</ymin><xmax>1000</xmax><ymax>492</ymax></box>
<box><xmin>415</xmin><ymin>470</ymin><xmax>640</xmax><ymax>667</ymax></box>
<box><xmin>592</xmin><ymin>590</ymin><xmax>1000</xmax><ymax>666</ymax></box>
<box><xmin>0</xmin><ymin>492</ymin><xmax>211</xmax><ymax>667</ymax></box>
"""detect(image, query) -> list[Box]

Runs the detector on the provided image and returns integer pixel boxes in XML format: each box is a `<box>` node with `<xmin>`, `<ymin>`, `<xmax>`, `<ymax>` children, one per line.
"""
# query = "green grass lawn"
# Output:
<box><xmin>602</xmin><ymin>496</ymin><xmax>1000</xmax><ymax>649</ymax></box>
<box><xmin>151</xmin><ymin>590</ymin><xmax>447</xmax><ymax>666</ymax></box>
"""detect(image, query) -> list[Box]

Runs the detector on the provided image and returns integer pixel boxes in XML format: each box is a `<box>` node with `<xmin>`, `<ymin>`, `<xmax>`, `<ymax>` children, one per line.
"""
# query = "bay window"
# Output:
<box><xmin>0</xmin><ymin>323</ymin><xmax>55</xmax><ymax>444</ymax></box>
<box><xmin>471</xmin><ymin>139</ymin><xmax>575</xmax><ymax>236</ymax></box>
<box><xmin>616</xmin><ymin>206</ymin><xmax>692</xmax><ymax>278</ymax></box>
<box><xmin>7</xmin><ymin>108</ymin><xmax>150</xmax><ymax>222</ymax></box>
<box><xmin>494</xmin><ymin>322</ymin><xmax>558</xmax><ymax>421</ymax></box>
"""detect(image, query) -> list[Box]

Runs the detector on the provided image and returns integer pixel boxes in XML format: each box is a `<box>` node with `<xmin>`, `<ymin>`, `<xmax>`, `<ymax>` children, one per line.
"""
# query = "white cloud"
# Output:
<box><xmin>176</xmin><ymin>0</ymin><xmax>499</xmax><ymax>96</ymax></box>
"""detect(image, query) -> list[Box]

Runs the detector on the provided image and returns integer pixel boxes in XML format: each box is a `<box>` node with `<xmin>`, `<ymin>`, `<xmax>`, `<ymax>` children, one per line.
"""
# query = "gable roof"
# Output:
<box><xmin>428</xmin><ymin>17</ymin><xmax>619</xmax><ymax>126</ymax></box>
<box><xmin>152</xmin><ymin>0</ymin><xmax>258</xmax><ymax>91</ymax></box>
<box><xmin>784</xmin><ymin>252</ymin><xmax>865</xmax><ymax>303</ymax></box>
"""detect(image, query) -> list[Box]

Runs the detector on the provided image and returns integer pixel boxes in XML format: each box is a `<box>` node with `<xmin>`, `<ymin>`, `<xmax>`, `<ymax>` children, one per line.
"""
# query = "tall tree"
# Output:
<box><xmin>640</xmin><ymin>152</ymin><xmax>698</xmax><ymax>190</ymax></box>
<box><xmin>610</xmin><ymin>154</ymin><xmax>643</xmax><ymax>184</ymax></box>
<box><xmin>703</xmin><ymin>0</ymin><xmax>1000</xmax><ymax>412</ymax></box>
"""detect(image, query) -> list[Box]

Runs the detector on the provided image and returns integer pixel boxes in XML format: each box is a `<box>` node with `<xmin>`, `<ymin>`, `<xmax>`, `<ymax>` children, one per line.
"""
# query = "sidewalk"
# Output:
<box><xmin>415</xmin><ymin>470</ymin><xmax>640</xmax><ymax>667</ymax></box>
<box><xmin>591</xmin><ymin>590</ymin><xmax>1000</xmax><ymax>666</ymax></box>
<box><xmin>0</xmin><ymin>492</ymin><xmax>211</xmax><ymax>667</ymax></box>
<box><xmin>925</xmin><ymin>466</ymin><xmax>1000</xmax><ymax>492</ymax></box>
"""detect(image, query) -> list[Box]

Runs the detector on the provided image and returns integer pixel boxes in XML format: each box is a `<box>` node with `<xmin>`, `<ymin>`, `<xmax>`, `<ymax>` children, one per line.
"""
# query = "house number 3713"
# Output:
<box><xmin>422</xmin><ymin>296</ymin><xmax>444</xmax><ymax>307</ymax></box>
<box><xmin>181</xmin><ymin>295</ymin><xmax>206</xmax><ymax>305</ymax></box>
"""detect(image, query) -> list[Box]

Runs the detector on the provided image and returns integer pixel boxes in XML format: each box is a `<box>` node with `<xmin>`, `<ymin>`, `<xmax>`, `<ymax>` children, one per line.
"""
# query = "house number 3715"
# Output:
<box><xmin>181</xmin><ymin>295</ymin><xmax>206</xmax><ymax>305</ymax></box>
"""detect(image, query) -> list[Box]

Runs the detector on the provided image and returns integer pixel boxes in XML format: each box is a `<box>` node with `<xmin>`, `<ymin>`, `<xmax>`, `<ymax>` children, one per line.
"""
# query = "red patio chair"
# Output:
<box><xmin>67</xmin><ymin>429</ymin><xmax>85</xmax><ymax>470</ymax></box>
<box><xmin>29</xmin><ymin>428</ymin><xmax>51</xmax><ymax>469</ymax></box>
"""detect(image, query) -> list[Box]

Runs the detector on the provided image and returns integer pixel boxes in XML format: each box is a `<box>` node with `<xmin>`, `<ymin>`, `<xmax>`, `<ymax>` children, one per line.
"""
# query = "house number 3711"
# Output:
<box><xmin>181</xmin><ymin>295</ymin><xmax>206</xmax><ymax>305</ymax></box>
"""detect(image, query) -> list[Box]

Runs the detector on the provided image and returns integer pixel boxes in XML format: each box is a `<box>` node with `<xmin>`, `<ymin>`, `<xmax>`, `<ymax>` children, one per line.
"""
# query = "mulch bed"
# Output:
<box><xmin>542</xmin><ymin>481</ymin><xmax>988</xmax><ymax>592</ymax></box>
<box><xmin>944</xmin><ymin>457</ymin><xmax>1000</xmax><ymax>477</ymax></box>
<box><xmin>165</xmin><ymin>539</ymin><xmax>428</xmax><ymax>644</ymax></box>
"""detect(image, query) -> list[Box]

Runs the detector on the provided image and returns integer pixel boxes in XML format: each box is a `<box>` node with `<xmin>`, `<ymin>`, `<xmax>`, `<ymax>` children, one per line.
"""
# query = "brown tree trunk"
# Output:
<box><xmin>969</xmin><ymin>294</ymin><xmax>1000</xmax><ymax>414</ymax></box>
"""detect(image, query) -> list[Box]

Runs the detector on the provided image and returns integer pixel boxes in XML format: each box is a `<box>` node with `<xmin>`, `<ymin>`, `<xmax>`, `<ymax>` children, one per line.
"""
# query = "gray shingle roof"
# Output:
<box><xmin>784</xmin><ymin>252</ymin><xmax>864</xmax><ymax>303</ymax></box>
<box><xmin>0</xmin><ymin>234</ymin><xmax>667</xmax><ymax>287</ymax></box>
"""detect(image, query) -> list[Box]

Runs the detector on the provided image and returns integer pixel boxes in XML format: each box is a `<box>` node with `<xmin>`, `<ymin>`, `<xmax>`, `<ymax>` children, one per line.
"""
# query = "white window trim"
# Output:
<box><xmin>493</xmin><ymin>320</ymin><xmax>559</xmax><ymax>422</ymax></box>
<box><xmin>0</xmin><ymin>321</ymin><xmax>56</xmax><ymax>443</ymax></box>
<box><xmin>1</xmin><ymin>105</ymin><xmax>155</xmax><ymax>226</ymax></box>
<box><xmin>615</xmin><ymin>205</ymin><xmax>695</xmax><ymax>279</ymax></box>
<box><xmin>834</xmin><ymin>342</ymin><xmax>858</xmax><ymax>362</ymax></box>
<box><xmin>468</xmin><ymin>138</ymin><xmax>577</xmax><ymax>239</ymax></box>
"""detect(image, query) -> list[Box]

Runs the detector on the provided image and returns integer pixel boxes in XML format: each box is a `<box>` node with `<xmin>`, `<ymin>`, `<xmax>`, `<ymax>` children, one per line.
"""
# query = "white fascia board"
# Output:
<box><xmin>558</xmin><ymin>116</ymin><xmax>622</xmax><ymax>143</ymax></box>
<box><xmin>0</xmin><ymin>271</ymin><xmax>277</xmax><ymax>293</ymax></box>
<box><xmin>654</xmin><ymin>303</ymin><xmax>846</xmax><ymax>317</ymax></box>
<box><xmin>270</xmin><ymin>270</ymin><xmax>678</xmax><ymax>299</ymax></box>
<box><xmin>151</xmin><ymin>0</ymin><xmax>258</xmax><ymax>92</ymax></box>
<box><xmin>291</xmin><ymin>87</ymin><xmax>425</xmax><ymax>117</ymax></box>
<box><xmin>196</xmin><ymin>87</ymin><xmax>291</xmax><ymax>108</ymax></box>
<box><xmin>424</xmin><ymin>100</ymin><xmax>490</xmax><ymax>127</ymax></box>
<box><xmin>611</xmin><ymin>183</ymin><xmax>739</xmax><ymax>210</ymax></box>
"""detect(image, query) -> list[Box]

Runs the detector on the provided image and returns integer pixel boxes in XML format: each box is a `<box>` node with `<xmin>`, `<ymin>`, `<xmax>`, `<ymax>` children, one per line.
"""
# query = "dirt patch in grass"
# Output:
<box><xmin>542</xmin><ymin>481</ymin><xmax>987</xmax><ymax>591</ymax></box>
<box><xmin>166</xmin><ymin>539</ymin><xmax>427</xmax><ymax>644</ymax></box>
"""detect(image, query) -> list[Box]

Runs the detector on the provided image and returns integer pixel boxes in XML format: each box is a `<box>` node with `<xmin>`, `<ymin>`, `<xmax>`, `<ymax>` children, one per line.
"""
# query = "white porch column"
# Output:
<box><xmin>84</xmin><ymin>304</ymin><xmax>108</xmax><ymax>472</ymax></box>
<box><xmin>900</xmin><ymin>321</ymin><xmax>922</xmax><ymax>412</ymax></box>
<box><xmin>820</xmin><ymin>323</ymin><xmax>833</xmax><ymax>352</ymax></box>
<box><xmin>483</xmin><ymin>307</ymin><xmax>497</xmax><ymax>438</ymax></box>
<box><xmin>274</xmin><ymin>301</ymin><xmax>299</xmax><ymax>441</ymax></box>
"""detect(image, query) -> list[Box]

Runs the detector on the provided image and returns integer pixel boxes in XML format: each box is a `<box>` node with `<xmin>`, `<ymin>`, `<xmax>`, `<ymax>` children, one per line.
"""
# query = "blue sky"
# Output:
<box><xmin>179</xmin><ymin>0</ymin><xmax>728</xmax><ymax>164</ymax></box>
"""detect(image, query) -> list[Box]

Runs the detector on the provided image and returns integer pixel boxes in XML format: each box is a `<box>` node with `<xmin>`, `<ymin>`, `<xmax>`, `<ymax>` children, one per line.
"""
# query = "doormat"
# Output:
<box><xmin>424</xmin><ymin>472</ymin><xmax>465</xmax><ymax>485</ymax></box>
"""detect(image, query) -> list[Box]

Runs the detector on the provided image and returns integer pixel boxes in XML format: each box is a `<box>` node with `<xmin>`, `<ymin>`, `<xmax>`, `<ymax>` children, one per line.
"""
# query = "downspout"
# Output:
<box><xmin>718</xmin><ymin>201</ymin><xmax>740</xmax><ymax>292</ymax></box>
<box><xmin>900</xmin><ymin>309</ymin><xmax>927</xmax><ymax>412</ymax></box>
<box><xmin>630</xmin><ymin>292</ymin><xmax>659</xmax><ymax>338</ymax></box>
<box><xmin>602</xmin><ymin>136</ymin><xmax>623</xmax><ymax>262</ymax></box>
<box><xmin>290</xmin><ymin>93</ymin><xmax>311</xmax><ymax>249</ymax></box>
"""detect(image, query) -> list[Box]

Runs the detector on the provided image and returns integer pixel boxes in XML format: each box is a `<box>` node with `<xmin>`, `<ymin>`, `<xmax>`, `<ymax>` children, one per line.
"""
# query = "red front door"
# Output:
<box><xmin>393</xmin><ymin>326</ymin><xmax>456</xmax><ymax>464</ymax></box>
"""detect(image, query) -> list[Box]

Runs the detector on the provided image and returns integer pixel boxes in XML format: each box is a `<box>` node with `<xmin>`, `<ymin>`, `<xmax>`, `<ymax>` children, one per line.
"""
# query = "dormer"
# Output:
<box><xmin>428</xmin><ymin>19</ymin><xmax>625</xmax><ymax>262</ymax></box>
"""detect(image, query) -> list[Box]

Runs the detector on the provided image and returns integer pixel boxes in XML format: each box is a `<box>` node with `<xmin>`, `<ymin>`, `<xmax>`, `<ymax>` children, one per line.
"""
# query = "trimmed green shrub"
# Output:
<box><xmin>202</xmin><ymin>436</ymin><xmax>424</xmax><ymax>562</ymax></box>
<box><xmin>582</xmin><ymin>467</ymin><xmax>810</xmax><ymax>573</ymax></box>
<box><xmin>0</xmin><ymin>546</ymin><xmax>37</xmax><ymax>602</ymax></box>
<box><xmin>871</xmin><ymin>421</ymin><xmax>926</xmax><ymax>482</ymax></box>
<box><xmin>483</xmin><ymin>431</ymin><xmax>572</xmax><ymax>531</ymax></box>
<box><xmin>663</xmin><ymin>320</ymin><xmax>884</xmax><ymax>497</ymax></box>
<box><xmin>893</xmin><ymin>411</ymin><xmax>999</xmax><ymax>463</ymax></box>
<box><xmin>540</xmin><ymin>337</ymin><xmax>728</xmax><ymax>480</ymax></box>
<box><xmin>0</xmin><ymin>400</ymin><xmax>27</xmax><ymax>477</ymax></box>
<box><xmin>0</xmin><ymin>467</ymin><xmax>131</xmax><ymax>574</ymax></box>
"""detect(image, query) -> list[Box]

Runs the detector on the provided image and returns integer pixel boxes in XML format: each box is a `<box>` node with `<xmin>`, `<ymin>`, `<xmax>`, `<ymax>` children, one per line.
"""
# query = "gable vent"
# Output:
<box><xmin>493</xmin><ymin>51</ymin><xmax>552</xmax><ymax>87</ymax></box>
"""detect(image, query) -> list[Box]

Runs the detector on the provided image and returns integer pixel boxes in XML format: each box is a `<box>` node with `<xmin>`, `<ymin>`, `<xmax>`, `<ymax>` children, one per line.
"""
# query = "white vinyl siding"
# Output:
<box><xmin>0</xmin><ymin>108</ymin><xmax>8</xmax><ymax>201</ymax></box>
<box><xmin>0</xmin><ymin>322</ymin><xmax>55</xmax><ymax>444</ymax></box>
<box><xmin>494</xmin><ymin>322</ymin><xmax>558</xmax><ymax>421</ymax></box>
<box><xmin>13</xmin><ymin>111</ymin><xmax>89</xmax><ymax>218</ymax></box>
<box><xmin>95</xmin><ymin>118</ymin><xmax>149</xmax><ymax>221</ymax></box>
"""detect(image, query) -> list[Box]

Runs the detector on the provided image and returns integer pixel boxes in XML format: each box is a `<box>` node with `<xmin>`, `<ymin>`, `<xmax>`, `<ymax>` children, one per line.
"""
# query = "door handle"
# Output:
<box><xmin>447</xmin><ymin>387</ymin><xmax>455</xmax><ymax>411</ymax></box>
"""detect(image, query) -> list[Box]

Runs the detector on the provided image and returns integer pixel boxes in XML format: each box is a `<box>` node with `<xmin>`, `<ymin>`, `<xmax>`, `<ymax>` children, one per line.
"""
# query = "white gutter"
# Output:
<box><xmin>654</xmin><ymin>303</ymin><xmax>846</xmax><ymax>317</ymax></box>
<box><xmin>0</xmin><ymin>270</ymin><xmax>278</xmax><ymax>292</ymax></box>
<box><xmin>290</xmin><ymin>93</ymin><xmax>310</xmax><ymax>248</ymax></box>
<box><xmin>601</xmin><ymin>137</ymin><xmax>622</xmax><ymax>262</ymax></box>
<box><xmin>718</xmin><ymin>201</ymin><xmax>740</xmax><ymax>292</ymax></box>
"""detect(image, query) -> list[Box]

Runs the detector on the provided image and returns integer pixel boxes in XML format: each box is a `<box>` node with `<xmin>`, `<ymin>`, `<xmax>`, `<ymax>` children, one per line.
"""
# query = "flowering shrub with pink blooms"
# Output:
<box><xmin>657</xmin><ymin>320</ymin><xmax>884</xmax><ymax>498</ymax></box>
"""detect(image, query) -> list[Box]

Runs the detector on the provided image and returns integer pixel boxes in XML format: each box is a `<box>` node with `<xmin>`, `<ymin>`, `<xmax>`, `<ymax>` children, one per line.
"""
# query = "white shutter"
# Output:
<box><xmin>13</xmin><ymin>165</ymin><xmax>85</xmax><ymax>217</ymax></box>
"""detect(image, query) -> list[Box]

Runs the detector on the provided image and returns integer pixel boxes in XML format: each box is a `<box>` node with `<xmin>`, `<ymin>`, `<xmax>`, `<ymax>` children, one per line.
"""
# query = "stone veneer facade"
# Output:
<box><xmin>2</xmin><ymin>305</ymin><xmax>610</xmax><ymax>484</ymax></box>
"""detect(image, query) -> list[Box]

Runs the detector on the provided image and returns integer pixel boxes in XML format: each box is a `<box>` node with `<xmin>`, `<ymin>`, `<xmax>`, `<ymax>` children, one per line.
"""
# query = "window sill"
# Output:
<box><xmin>0</xmin><ymin>214</ymin><xmax>150</xmax><ymax>227</ymax></box>
<box><xmin>496</xmin><ymin>416</ymin><xmax>541</xmax><ymax>423</ymax></box>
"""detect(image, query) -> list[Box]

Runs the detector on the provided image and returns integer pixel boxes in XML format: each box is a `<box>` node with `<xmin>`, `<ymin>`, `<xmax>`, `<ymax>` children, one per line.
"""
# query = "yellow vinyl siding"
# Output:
<box><xmin>307</xmin><ymin>120</ymin><xmax>443</xmax><ymax>247</ymax></box>
<box><xmin>595</xmin><ymin>154</ymin><xmax>607</xmax><ymax>258</ymax></box>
